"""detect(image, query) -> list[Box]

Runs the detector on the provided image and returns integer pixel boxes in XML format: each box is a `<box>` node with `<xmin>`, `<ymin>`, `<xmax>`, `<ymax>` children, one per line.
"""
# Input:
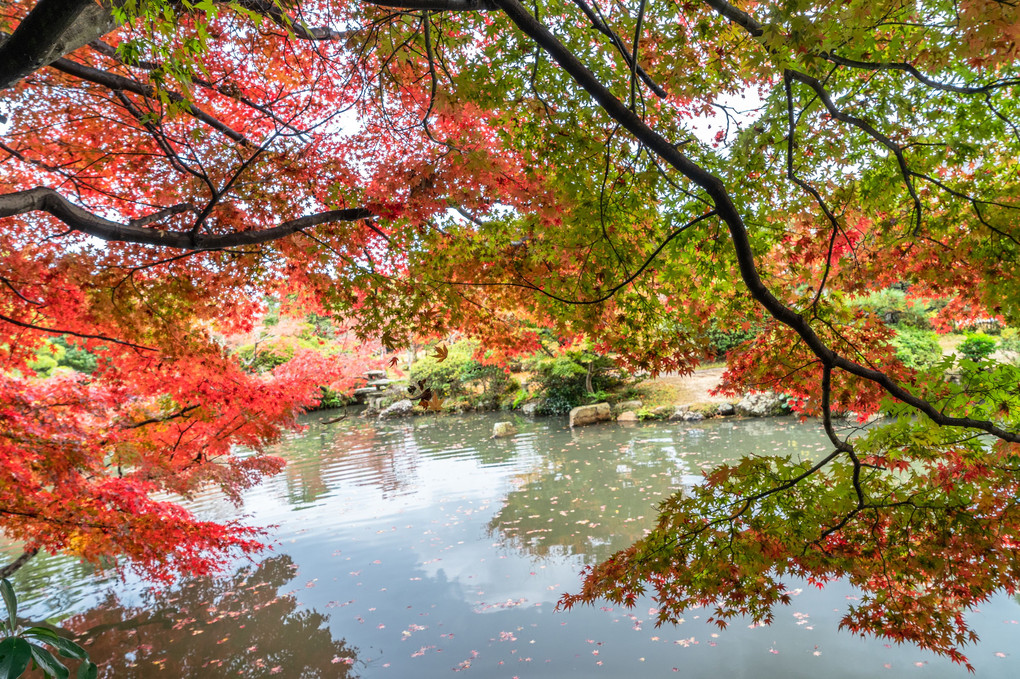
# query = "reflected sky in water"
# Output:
<box><xmin>5</xmin><ymin>413</ymin><xmax>1020</xmax><ymax>677</ymax></box>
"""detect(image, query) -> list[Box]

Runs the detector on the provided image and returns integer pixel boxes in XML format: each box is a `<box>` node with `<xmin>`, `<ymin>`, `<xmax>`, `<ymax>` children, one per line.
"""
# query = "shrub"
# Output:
<box><xmin>52</xmin><ymin>336</ymin><xmax>98</xmax><ymax>374</ymax></box>
<box><xmin>409</xmin><ymin>340</ymin><xmax>511</xmax><ymax>407</ymax></box>
<box><xmin>890</xmin><ymin>325</ymin><xmax>943</xmax><ymax>370</ymax></box>
<box><xmin>525</xmin><ymin>346</ymin><xmax>626</xmax><ymax>415</ymax></box>
<box><xmin>1000</xmin><ymin>327</ymin><xmax>1020</xmax><ymax>365</ymax></box>
<box><xmin>959</xmin><ymin>332</ymin><xmax>997</xmax><ymax>362</ymax></box>
<box><xmin>852</xmin><ymin>287</ymin><xmax>931</xmax><ymax>328</ymax></box>
<box><xmin>234</xmin><ymin>342</ymin><xmax>292</xmax><ymax>373</ymax></box>
<box><xmin>703</xmin><ymin>321</ymin><xmax>759</xmax><ymax>360</ymax></box>
<box><xmin>27</xmin><ymin>337</ymin><xmax>100</xmax><ymax>378</ymax></box>
<box><xmin>27</xmin><ymin>343</ymin><xmax>63</xmax><ymax>377</ymax></box>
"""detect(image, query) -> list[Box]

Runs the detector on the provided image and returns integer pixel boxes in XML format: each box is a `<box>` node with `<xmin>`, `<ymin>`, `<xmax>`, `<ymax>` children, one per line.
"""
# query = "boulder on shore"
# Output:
<box><xmin>569</xmin><ymin>402</ymin><xmax>612</xmax><ymax>427</ymax></box>
<box><xmin>735</xmin><ymin>392</ymin><xmax>790</xmax><ymax>418</ymax></box>
<box><xmin>492</xmin><ymin>421</ymin><xmax>518</xmax><ymax>438</ymax></box>
<box><xmin>378</xmin><ymin>399</ymin><xmax>415</xmax><ymax>420</ymax></box>
<box><xmin>716</xmin><ymin>403</ymin><xmax>735</xmax><ymax>417</ymax></box>
<box><xmin>521</xmin><ymin>400</ymin><xmax>544</xmax><ymax>417</ymax></box>
<box><xmin>616</xmin><ymin>410</ymin><xmax>639</xmax><ymax>422</ymax></box>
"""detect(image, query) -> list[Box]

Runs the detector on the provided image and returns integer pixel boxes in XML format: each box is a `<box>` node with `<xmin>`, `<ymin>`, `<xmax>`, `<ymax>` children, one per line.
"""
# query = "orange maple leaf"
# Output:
<box><xmin>423</xmin><ymin>392</ymin><xmax>444</xmax><ymax>412</ymax></box>
<box><xmin>432</xmin><ymin>344</ymin><xmax>449</xmax><ymax>363</ymax></box>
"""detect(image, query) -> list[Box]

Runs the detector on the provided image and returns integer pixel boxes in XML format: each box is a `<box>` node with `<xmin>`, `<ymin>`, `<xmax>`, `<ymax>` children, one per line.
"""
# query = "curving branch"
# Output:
<box><xmin>701</xmin><ymin>0</ymin><xmax>1020</xmax><ymax>94</ymax></box>
<box><xmin>568</xmin><ymin>0</ymin><xmax>667</xmax><ymax>98</ymax></box>
<box><xmin>50</xmin><ymin>57</ymin><xmax>254</xmax><ymax>147</ymax></box>
<box><xmin>0</xmin><ymin>187</ymin><xmax>374</xmax><ymax>250</ymax></box>
<box><xmin>234</xmin><ymin>0</ymin><xmax>357</xmax><ymax>40</ymax></box>
<box><xmin>364</xmin><ymin>0</ymin><xmax>499</xmax><ymax>10</ymax></box>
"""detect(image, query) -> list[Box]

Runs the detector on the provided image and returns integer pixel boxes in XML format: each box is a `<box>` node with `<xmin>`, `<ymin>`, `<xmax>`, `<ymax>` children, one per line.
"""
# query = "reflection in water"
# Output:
<box><xmin>48</xmin><ymin>556</ymin><xmax>357</xmax><ymax>678</ymax></box>
<box><xmin>489</xmin><ymin>419</ymin><xmax>830</xmax><ymax>562</ymax></box>
<box><xmin>7</xmin><ymin>413</ymin><xmax>1020</xmax><ymax>679</ymax></box>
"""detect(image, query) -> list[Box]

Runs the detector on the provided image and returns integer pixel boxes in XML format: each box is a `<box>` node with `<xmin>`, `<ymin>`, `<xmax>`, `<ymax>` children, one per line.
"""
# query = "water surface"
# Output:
<box><xmin>5</xmin><ymin>413</ymin><xmax>1019</xmax><ymax>677</ymax></box>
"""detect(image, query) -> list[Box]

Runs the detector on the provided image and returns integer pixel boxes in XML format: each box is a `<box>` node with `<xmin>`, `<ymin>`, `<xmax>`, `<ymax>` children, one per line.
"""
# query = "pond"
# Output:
<box><xmin>4</xmin><ymin>412</ymin><xmax>1020</xmax><ymax>677</ymax></box>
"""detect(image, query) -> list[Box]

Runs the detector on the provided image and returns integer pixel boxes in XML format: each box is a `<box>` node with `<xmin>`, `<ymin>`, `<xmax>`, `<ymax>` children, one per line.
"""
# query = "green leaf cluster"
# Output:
<box><xmin>0</xmin><ymin>579</ymin><xmax>97</xmax><ymax>679</ymax></box>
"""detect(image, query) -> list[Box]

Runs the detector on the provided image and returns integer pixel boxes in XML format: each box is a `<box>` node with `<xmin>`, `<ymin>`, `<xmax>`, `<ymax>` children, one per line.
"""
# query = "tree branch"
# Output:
<box><xmin>0</xmin><ymin>0</ymin><xmax>115</xmax><ymax>91</ymax></box>
<box><xmin>0</xmin><ymin>312</ymin><xmax>156</xmax><ymax>350</ymax></box>
<box><xmin>364</xmin><ymin>0</ymin><xmax>499</xmax><ymax>10</ymax></box>
<box><xmin>0</xmin><ymin>549</ymin><xmax>38</xmax><ymax>579</ymax></box>
<box><xmin>0</xmin><ymin>187</ymin><xmax>375</xmax><ymax>250</ymax></box>
<box><xmin>49</xmin><ymin>57</ymin><xmax>254</xmax><ymax>147</ymax></box>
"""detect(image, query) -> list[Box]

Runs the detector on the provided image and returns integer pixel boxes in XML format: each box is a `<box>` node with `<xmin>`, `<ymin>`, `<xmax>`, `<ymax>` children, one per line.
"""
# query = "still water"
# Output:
<box><xmin>5</xmin><ymin>413</ymin><xmax>1020</xmax><ymax>677</ymax></box>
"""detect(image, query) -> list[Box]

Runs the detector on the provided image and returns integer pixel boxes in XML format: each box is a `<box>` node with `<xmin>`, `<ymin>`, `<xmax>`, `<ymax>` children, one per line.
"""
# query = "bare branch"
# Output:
<box><xmin>0</xmin><ymin>186</ymin><xmax>374</xmax><ymax>250</ymax></box>
<box><xmin>49</xmin><ymin>57</ymin><xmax>254</xmax><ymax>147</ymax></box>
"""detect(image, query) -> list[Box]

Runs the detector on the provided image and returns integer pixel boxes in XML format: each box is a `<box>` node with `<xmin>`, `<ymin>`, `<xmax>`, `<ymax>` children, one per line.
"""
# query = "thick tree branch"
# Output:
<box><xmin>0</xmin><ymin>549</ymin><xmax>38</xmax><ymax>579</ymax></box>
<box><xmin>50</xmin><ymin>57</ymin><xmax>254</xmax><ymax>147</ymax></box>
<box><xmin>0</xmin><ymin>186</ymin><xmax>374</xmax><ymax>250</ymax></box>
<box><xmin>0</xmin><ymin>0</ymin><xmax>115</xmax><ymax>91</ymax></box>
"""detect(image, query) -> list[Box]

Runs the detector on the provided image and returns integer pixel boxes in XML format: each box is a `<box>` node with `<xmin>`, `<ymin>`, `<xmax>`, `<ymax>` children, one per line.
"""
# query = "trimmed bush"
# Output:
<box><xmin>959</xmin><ymin>332</ymin><xmax>997</xmax><ymax>362</ymax></box>
<box><xmin>890</xmin><ymin>325</ymin><xmax>943</xmax><ymax>370</ymax></box>
<box><xmin>409</xmin><ymin>340</ymin><xmax>511</xmax><ymax>407</ymax></box>
<box><xmin>524</xmin><ymin>347</ymin><xmax>626</xmax><ymax>415</ymax></box>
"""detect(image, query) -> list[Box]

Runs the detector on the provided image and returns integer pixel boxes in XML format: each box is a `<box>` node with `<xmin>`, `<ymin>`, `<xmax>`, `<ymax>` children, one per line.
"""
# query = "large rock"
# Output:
<box><xmin>569</xmin><ymin>402</ymin><xmax>612</xmax><ymax>427</ymax></box>
<box><xmin>716</xmin><ymin>403</ymin><xmax>735</xmax><ymax>417</ymax></box>
<box><xmin>378</xmin><ymin>399</ymin><xmax>416</xmax><ymax>420</ymax></box>
<box><xmin>521</xmin><ymin>400</ymin><xmax>544</xmax><ymax>417</ymax></box>
<box><xmin>735</xmin><ymin>392</ymin><xmax>790</xmax><ymax>418</ymax></box>
<box><xmin>492</xmin><ymin>421</ymin><xmax>518</xmax><ymax>438</ymax></box>
<box><xmin>668</xmin><ymin>405</ymin><xmax>690</xmax><ymax>421</ymax></box>
<box><xmin>616</xmin><ymin>410</ymin><xmax>639</xmax><ymax>422</ymax></box>
<box><xmin>681</xmin><ymin>410</ymin><xmax>704</xmax><ymax>422</ymax></box>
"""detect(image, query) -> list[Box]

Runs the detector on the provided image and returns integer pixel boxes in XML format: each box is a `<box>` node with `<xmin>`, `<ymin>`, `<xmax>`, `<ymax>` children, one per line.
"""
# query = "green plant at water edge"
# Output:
<box><xmin>0</xmin><ymin>579</ymin><xmax>97</xmax><ymax>679</ymax></box>
<box><xmin>524</xmin><ymin>348</ymin><xmax>626</xmax><ymax>415</ymax></box>
<box><xmin>410</xmin><ymin>340</ymin><xmax>511</xmax><ymax>406</ymax></box>
<box><xmin>959</xmin><ymin>332</ymin><xmax>997</xmax><ymax>362</ymax></box>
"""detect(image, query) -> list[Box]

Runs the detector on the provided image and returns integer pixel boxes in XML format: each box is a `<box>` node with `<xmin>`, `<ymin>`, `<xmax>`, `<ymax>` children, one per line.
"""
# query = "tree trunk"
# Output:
<box><xmin>0</xmin><ymin>0</ymin><xmax>118</xmax><ymax>91</ymax></box>
<box><xmin>0</xmin><ymin>549</ymin><xmax>38</xmax><ymax>579</ymax></box>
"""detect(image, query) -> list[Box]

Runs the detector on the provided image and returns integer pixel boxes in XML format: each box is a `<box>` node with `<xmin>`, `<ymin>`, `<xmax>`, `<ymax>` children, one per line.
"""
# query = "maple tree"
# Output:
<box><xmin>2</xmin><ymin>0</ymin><xmax>1020</xmax><ymax>664</ymax></box>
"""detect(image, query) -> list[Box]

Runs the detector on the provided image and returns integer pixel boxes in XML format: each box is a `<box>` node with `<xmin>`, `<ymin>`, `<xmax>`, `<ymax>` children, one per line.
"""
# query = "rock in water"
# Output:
<box><xmin>735</xmin><ymin>392</ymin><xmax>790</xmax><ymax>417</ymax></box>
<box><xmin>378</xmin><ymin>399</ymin><xmax>415</xmax><ymax>420</ymax></box>
<box><xmin>569</xmin><ymin>402</ymin><xmax>612</xmax><ymax>427</ymax></box>
<box><xmin>492</xmin><ymin>421</ymin><xmax>518</xmax><ymax>438</ymax></box>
